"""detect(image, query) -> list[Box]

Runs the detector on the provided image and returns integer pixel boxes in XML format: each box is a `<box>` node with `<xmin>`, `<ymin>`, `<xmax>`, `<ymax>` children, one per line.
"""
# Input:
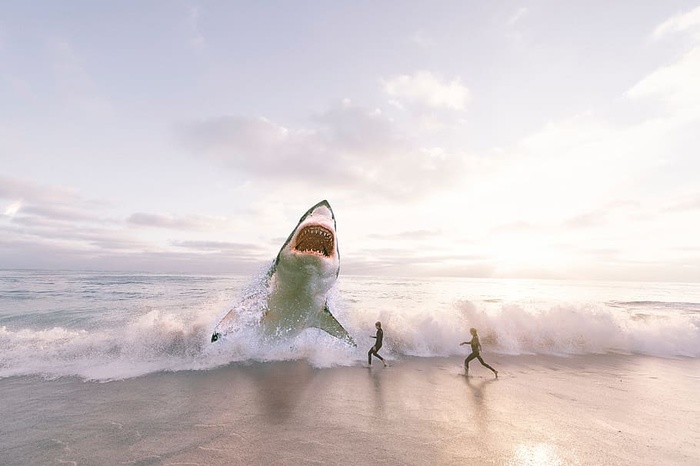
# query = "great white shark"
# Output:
<box><xmin>210</xmin><ymin>200</ymin><xmax>354</xmax><ymax>345</ymax></box>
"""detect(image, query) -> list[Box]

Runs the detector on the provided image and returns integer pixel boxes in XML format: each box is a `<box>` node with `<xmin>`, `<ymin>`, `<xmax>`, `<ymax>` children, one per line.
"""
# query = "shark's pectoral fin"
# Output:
<box><xmin>317</xmin><ymin>303</ymin><xmax>355</xmax><ymax>346</ymax></box>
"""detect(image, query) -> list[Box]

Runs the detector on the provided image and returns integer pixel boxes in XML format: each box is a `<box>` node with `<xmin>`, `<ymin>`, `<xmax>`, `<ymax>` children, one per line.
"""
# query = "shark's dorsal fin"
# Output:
<box><xmin>317</xmin><ymin>302</ymin><xmax>355</xmax><ymax>346</ymax></box>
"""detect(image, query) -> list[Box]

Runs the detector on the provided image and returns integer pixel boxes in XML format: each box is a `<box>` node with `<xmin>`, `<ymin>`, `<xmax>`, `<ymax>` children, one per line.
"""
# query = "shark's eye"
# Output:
<box><xmin>294</xmin><ymin>225</ymin><xmax>334</xmax><ymax>257</ymax></box>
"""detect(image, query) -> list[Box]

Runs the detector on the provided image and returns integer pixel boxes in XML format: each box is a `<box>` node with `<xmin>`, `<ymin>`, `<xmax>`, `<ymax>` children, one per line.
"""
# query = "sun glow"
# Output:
<box><xmin>487</xmin><ymin>234</ymin><xmax>568</xmax><ymax>277</ymax></box>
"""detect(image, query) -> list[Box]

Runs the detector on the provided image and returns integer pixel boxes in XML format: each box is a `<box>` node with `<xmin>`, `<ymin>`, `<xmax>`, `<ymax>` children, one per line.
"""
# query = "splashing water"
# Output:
<box><xmin>0</xmin><ymin>271</ymin><xmax>698</xmax><ymax>380</ymax></box>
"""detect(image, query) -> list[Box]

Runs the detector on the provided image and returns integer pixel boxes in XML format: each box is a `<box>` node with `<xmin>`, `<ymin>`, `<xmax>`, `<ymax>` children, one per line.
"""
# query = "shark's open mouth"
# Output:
<box><xmin>294</xmin><ymin>225</ymin><xmax>334</xmax><ymax>257</ymax></box>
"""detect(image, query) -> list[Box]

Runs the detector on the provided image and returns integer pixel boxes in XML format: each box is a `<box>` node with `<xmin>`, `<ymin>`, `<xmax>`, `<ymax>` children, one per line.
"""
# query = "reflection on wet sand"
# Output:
<box><xmin>509</xmin><ymin>442</ymin><xmax>565</xmax><ymax>465</ymax></box>
<box><xmin>248</xmin><ymin>361</ymin><xmax>317</xmax><ymax>423</ymax></box>
<box><xmin>464</xmin><ymin>376</ymin><xmax>497</xmax><ymax>431</ymax></box>
<box><xmin>367</xmin><ymin>366</ymin><xmax>386</xmax><ymax>416</ymax></box>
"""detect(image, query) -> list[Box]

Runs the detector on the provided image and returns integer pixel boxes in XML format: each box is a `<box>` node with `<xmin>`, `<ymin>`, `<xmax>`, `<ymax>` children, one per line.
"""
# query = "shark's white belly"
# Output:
<box><xmin>263</xmin><ymin>259</ymin><xmax>334</xmax><ymax>335</ymax></box>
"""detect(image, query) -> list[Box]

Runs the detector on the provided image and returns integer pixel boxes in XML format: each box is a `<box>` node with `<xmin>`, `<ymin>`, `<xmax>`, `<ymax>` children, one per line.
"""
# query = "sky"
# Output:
<box><xmin>1</xmin><ymin>1</ymin><xmax>700</xmax><ymax>282</ymax></box>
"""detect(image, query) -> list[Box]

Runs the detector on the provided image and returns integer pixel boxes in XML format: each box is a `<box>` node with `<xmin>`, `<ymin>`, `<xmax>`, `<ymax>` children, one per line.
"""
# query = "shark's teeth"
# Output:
<box><xmin>294</xmin><ymin>225</ymin><xmax>334</xmax><ymax>257</ymax></box>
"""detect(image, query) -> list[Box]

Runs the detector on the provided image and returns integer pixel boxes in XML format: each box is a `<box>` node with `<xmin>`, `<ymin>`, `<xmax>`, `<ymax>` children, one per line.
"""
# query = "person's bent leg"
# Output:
<box><xmin>375</xmin><ymin>352</ymin><xmax>387</xmax><ymax>366</ymax></box>
<box><xmin>477</xmin><ymin>355</ymin><xmax>498</xmax><ymax>376</ymax></box>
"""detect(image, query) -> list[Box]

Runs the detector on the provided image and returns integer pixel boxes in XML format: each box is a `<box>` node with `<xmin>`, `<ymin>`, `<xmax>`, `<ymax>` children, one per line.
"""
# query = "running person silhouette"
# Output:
<box><xmin>460</xmin><ymin>328</ymin><xmax>498</xmax><ymax>377</ymax></box>
<box><xmin>368</xmin><ymin>321</ymin><xmax>388</xmax><ymax>367</ymax></box>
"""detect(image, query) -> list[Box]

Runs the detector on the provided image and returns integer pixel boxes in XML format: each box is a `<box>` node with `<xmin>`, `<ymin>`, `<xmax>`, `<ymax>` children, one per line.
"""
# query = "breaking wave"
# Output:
<box><xmin>0</xmin><ymin>271</ymin><xmax>698</xmax><ymax>381</ymax></box>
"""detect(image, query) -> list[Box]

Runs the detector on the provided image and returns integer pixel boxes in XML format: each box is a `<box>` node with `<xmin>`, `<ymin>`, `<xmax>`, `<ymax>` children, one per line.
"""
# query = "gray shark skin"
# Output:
<box><xmin>211</xmin><ymin>200</ymin><xmax>354</xmax><ymax>345</ymax></box>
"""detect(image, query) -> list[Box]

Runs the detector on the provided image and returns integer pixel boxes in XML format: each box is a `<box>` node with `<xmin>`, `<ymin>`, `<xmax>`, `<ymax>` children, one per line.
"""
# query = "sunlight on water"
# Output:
<box><xmin>507</xmin><ymin>443</ymin><xmax>565</xmax><ymax>466</ymax></box>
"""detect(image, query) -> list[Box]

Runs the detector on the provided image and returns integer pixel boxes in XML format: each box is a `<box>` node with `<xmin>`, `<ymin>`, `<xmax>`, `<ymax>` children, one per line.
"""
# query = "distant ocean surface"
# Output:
<box><xmin>1</xmin><ymin>269</ymin><xmax>698</xmax><ymax>381</ymax></box>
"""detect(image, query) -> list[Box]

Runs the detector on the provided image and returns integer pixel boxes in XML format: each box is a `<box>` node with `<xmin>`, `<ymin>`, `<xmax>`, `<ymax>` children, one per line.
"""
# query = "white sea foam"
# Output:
<box><xmin>0</xmin><ymin>272</ymin><xmax>698</xmax><ymax>380</ymax></box>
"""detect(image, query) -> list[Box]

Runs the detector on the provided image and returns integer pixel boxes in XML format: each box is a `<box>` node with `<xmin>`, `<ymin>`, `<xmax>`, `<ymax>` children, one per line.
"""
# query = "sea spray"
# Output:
<box><xmin>0</xmin><ymin>271</ymin><xmax>698</xmax><ymax>381</ymax></box>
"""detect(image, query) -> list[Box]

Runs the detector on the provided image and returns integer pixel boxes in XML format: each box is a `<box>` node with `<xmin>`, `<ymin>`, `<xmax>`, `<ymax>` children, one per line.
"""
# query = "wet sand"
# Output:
<box><xmin>1</xmin><ymin>354</ymin><xmax>699</xmax><ymax>465</ymax></box>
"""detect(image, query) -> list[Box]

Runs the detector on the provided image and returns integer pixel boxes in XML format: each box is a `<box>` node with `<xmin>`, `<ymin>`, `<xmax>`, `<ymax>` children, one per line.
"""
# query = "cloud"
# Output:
<box><xmin>3</xmin><ymin>200</ymin><xmax>21</xmax><ymax>217</ymax></box>
<box><xmin>563</xmin><ymin>211</ymin><xmax>608</xmax><ymax>229</ymax></box>
<box><xmin>664</xmin><ymin>193</ymin><xmax>700</xmax><ymax>212</ymax></box>
<box><xmin>178</xmin><ymin>100</ymin><xmax>468</xmax><ymax>200</ymax></box>
<box><xmin>127</xmin><ymin>212</ymin><xmax>219</xmax><ymax>231</ymax></box>
<box><xmin>507</xmin><ymin>7</ymin><xmax>529</xmax><ymax>26</ymax></box>
<box><xmin>21</xmin><ymin>204</ymin><xmax>104</xmax><ymax>223</ymax></box>
<box><xmin>179</xmin><ymin>115</ymin><xmax>328</xmax><ymax>175</ymax></box>
<box><xmin>499</xmin><ymin>106</ymin><xmax>685</xmax><ymax>221</ymax></box>
<box><xmin>0</xmin><ymin>176</ymin><xmax>116</xmax><ymax>233</ymax></box>
<box><xmin>629</xmin><ymin>6</ymin><xmax>700</xmax><ymax>117</ymax></box>
<box><xmin>0</xmin><ymin>175</ymin><xmax>81</xmax><ymax>205</ymax></box>
<box><xmin>410</xmin><ymin>30</ymin><xmax>435</xmax><ymax>49</ymax></box>
<box><xmin>563</xmin><ymin>201</ymin><xmax>642</xmax><ymax>229</ymax></box>
<box><xmin>368</xmin><ymin>229</ymin><xmax>441</xmax><ymax>241</ymax></box>
<box><xmin>491</xmin><ymin>221</ymin><xmax>541</xmax><ymax>234</ymax></box>
<box><xmin>0</xmin><ymin>234</ymin><xmax>264</xmax><ymax>274</ymax></box>
<box><xmin>0</xmin><ymin>190</ymin><xmax>276</xmax><ymax>274</ymax></box>
<box><xmin>6</xmin><ymin>76</ymin><xmax>37</xmax><ymax>102</ymax></box>
<box><xmin>652</xmin><ymin>5</ymin><xmax>700</xmax><ymax>40</ymax></box>
<box><xmin>7</xmin><ymin>180</ymin><xmax>120</xmax><ymax>230</ymax></box>
<box><xmin>0</xmin><ymin>176</ymin><xmax>272</xmax><ymax>273</ymax></box>
<box><xmin>626</xmin><ymin>46</ymin><xmax>700</xmax><ymax>112</ymax></box>
<box><xmin>313</xmin><ymin>101</ymin><xmax>404</xmax><ymax>155</ymax></box>
<box><xmin>171</xmin><ymin>240</ymin><xmax>266</xmax><ymax>255</ymax></box>
<box><xmin>382</xmin><ymin>71</ymin><xmax>470</xmax><ymax>111</ymax></box>
<box><xmin>341</xmin><ymin>245</ymin><xmax>492</xmax><ymax>277</ymax></box>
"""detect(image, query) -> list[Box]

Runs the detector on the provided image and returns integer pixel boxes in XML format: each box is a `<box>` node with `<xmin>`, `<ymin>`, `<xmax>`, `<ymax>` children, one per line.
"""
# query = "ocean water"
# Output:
<box><xmin>0</xmin><ymin>269</ymin><xmax>698</xmax><ymax>381</ymax></box>
<box><xmin>2</xmin><ymin>269</ymin><xmax>700</xmax><ymax>465</ymax></box>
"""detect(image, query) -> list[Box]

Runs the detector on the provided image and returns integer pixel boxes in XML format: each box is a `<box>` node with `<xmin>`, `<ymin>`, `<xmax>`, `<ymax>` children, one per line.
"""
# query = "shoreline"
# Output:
<box><xmin>1</xmin><ymin>354</ymin><xmax>698</xmax><ymax>465</ymax></box>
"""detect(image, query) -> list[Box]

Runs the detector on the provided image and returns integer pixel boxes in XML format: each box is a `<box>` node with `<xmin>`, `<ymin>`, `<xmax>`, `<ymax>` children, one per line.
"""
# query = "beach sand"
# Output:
<box><xmin>1</xmin><ymin>354</ymin><xmax>698</xmax><ymax>465</ymax></box>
